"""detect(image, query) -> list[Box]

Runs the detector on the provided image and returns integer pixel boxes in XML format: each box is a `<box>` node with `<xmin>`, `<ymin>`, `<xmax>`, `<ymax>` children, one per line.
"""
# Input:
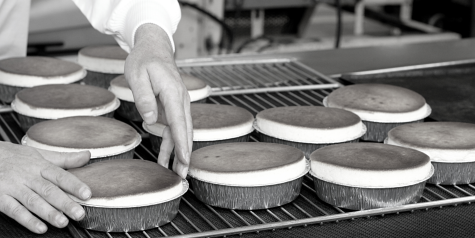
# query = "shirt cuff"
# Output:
<box><xmin>110</xmin><ymin>0</ymin><xmax>181</xmax><ymax>52</ymax></box>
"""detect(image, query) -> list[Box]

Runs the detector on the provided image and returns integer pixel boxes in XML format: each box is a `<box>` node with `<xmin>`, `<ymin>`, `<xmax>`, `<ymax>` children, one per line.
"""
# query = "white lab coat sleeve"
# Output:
<box><xmin>71</xmin><ymin>0</ymin><xmax>181</xmax><ymax>53</ymax></box>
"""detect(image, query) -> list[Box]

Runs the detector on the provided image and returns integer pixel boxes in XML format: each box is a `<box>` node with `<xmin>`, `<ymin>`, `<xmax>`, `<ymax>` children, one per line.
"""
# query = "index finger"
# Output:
<box><xmin>149</xmin><ymin>71</ymin><xmax>190</xmax><ymax>168</ymax></box>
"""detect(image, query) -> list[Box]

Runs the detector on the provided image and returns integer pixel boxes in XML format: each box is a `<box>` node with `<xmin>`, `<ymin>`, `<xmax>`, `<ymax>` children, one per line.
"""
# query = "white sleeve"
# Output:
<box><xmin>71</xmin><ymin>0</ymin><xmax>181</xmax><ymax>53</ymax></box>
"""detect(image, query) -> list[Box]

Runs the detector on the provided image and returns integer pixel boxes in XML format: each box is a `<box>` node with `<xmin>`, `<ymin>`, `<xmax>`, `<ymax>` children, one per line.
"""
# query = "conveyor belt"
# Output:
<box><xmin>1</xmin><ymin>61</ymin><xmax>475</xmax><ymax>237</ymax></box>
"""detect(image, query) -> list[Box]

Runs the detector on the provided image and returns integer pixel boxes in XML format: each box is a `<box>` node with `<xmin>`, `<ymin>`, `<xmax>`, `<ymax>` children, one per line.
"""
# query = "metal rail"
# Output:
<box><xmin>2</xmin><ymin>88</ymin><xmax>475</xmax><ymax>238</ymax></box>
<box><xmin>1</xmin><ymin>60</ymin><xmax>475</xmax><ymax>238</ymax></box>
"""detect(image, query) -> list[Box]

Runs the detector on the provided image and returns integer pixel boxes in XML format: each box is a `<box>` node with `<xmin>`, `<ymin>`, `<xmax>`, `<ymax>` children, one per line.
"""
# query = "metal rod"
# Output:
<box><xmin>208</xmin><ymin>97</ymin><xmax>221</xmax><ymax>105</ymax></box>
<box><xmin>176</xmin><ymin>58</ymin><xmax>294</xmax><ymax>67</ymax></box>
<box><xmin>292</xmin><ymin>203</ymin><xmax>312</xmax><ymax>218</ymax></box>
<box><xmin>178</xmin><ymin>210</ymin><xmax>202</xmax><ymax>232</ymax></box>
<box><xmin>299</xmin><ymin>194</ymin><xmax>330</xmax><ymax>216</ymax></box>
<box><xmin>0</xmin><ymin>105</ymin><xmax>12</xmax><ymax>114</ymax></box>
<box><xmin>0</xmin><ymin>115</ymin><xmax>16</xmax><ymax>143</ymax></box>
<box><xmin>142</xmin><ymin>231</ymin><xmax>151</xmax><ymax>238</ymax></box>
<box><xmin>181</xmin><ymin>197</ymin><xmax>218</xmax><ymax>230</ymax></box>
<box><xmin>125</xmin><ymin>232</ymin><xmax>132</xmax><ymax>238</ymax></box>
<box><xmin>210</xmin><ymin>84</ymin><xmax>339</xmax><ymax>96</ymax></box>
<box><xmin>168</xmin><ymin>195</ymin><xmax>475</xmax><ymax>238</ymax></box>
<box><xmin>105</xmin><ymin>232</ymin><xmax>112</xmax><ymax>238</ymax></box>
<box><xmin>280</xmin><ymin>207</ymin><xmax>298</xmax><ymax>220</ymax></box>
<box><xmin>231</xmin><ymin>210</ymin><xmax>252</xmax><ymax>226</ymax></box>
<box><xmin>170</xmin><ymin>221</ymin><xmax>184</xmax><ymax>235</ymax></box>
<box><xmin>249</xmin><ymin>211</ymin><xmax>266</xmax><ymax>224</ymax></box>
<box><xmin>187</xmin><ymin>189</ymin><xmax>234</xmax><ymax>228</ymax></box>
<box><xmin>157</xmin><ymin>226</ymin><xmax>168</xmax><ymax>237</ymax></box>
<box><xmin>425</xmin><ymin>187</ymin><xmax>447</xmax><ymax>200</ymax></box>
<box><xmin>453</xmin><ymin>185</ymin><xmax>473</xmax><ymax>196</ymax></box>
<box><xmin>435</xmin><ymin>184</ymin><xmax>460</xmax><ymax>198</ymax></box>
<box><xmin>266</xmin><ymin>209</ymin><xmax>282</xmax><ymax>222</ymax></box>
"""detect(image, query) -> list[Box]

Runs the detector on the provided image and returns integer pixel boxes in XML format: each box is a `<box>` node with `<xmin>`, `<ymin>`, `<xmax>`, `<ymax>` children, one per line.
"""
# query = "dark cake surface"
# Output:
<box><xmin>0</xmin><ymin>57</ymin><xmax>82</xmax><ymax>77</ymax></box>
<box><xmin>327</xmin><ymin>84</ymin><xmax>426</xmax><ymax>113</ymax></box>
<box><xmin>157</xmin><ymin>104</ymin><xmax>253</xmax><ymax>130</ymax></box>
<box><xmin>16</xmin><ymin>84</ymin><xmax>116</xmax><ymax>109</ymax></box>
<box><xmin>310</xmin><ymin>143</ymin><xmax>429</xmax><ymax>171</ymax></box>
<box><xmin>27</xmin><ymin>116</ymin><xmax>137</xmax><ymax>149</ymax></box>
<box><xmin>69</xmin><ymin>159</ymin><xmax>181</xmax><ymax>198</ymax></box>
<box><xmin>191</xmin><ymin>142</ymin><xmax>304</xmax><ymax>173</ymax></box>
<box><xmin>257</xmin><ymin>106</ymin><xmax>360</xmax><ymax>128</ymax></box>
<box><xmin>389</xmin><ymin>122</ymin><xmax>475</xmax><ymax>149</ymax></box>
<box><xmin>79</xmin><ymin>45</ymin><xmax>128</xmax><ymax>60</ymax></box>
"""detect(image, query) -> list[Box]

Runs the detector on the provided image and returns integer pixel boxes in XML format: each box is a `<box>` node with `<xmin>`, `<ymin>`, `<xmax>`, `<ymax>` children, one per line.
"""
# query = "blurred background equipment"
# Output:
<box><xmin>27</xmin><ymin>0</ymin><xmax>471</xmax><ymax>58</ymax></box>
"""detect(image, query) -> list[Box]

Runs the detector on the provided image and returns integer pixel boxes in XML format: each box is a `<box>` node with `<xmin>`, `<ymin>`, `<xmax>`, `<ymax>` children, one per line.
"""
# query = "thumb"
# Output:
<box><xmin>36</xmin><ymin>149</ymin><xmax>91</xmax><ymax>169</ymax></box>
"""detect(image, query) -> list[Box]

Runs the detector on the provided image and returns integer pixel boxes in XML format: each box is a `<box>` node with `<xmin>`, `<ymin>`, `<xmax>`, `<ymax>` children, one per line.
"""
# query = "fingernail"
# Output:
<box><xmin>80</xmin><ymin>187</ymin><xmax>91</xmax><ymax>200</ymax></box>
<box><xmin>72</xmin><ymin>206</ymin><xmax>85</xmax><ymax>220</ymax></box>
<box><xmin>57</xmin><ymin>215</ymin><xmax>68</xmax><ymax>227</ymax></box>
<box><xmin>143</xmin><ymin>111</ymin><xmax>154</xmax><ymax>124</ymax></box>
<box><xmin>36</xmin><ymin>222</ymin><xmax>47</xmax><ymax>233</ymax></box>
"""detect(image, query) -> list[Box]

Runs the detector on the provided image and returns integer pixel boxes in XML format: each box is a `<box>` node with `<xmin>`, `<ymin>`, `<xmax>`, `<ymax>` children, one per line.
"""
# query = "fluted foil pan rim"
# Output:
<box><xmin>188</xmin><ymin>160</ymin><xmax>310</xmax><ymax>187</ymax></box>
<box><xmin>309</xmin><ymin>165</ymin><xmax>434</xmax><ymax>189</ymax></box>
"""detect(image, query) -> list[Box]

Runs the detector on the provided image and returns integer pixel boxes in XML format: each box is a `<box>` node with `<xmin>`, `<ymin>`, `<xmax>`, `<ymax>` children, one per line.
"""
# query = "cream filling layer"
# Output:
<box><xmin>387</xmin><ymin>137</ymin><xmax>475</xmax><ymax>163</ymax></box>
<box><xmin>0</xmin><ymin>69</ymin><xmax>86</xmax><ymax>87</ymax></box>
<box><xmin>143</xmin><ymin>120</ymin><xmax>254</xmax><ymax>141</ymax></box>
<box><xmin>254</xmin><ymin>118</ymin><xmax>367</xmax><ymax>143</ymax></box>
<box><xmin>21</xmin><ymin>133</ymin><xmax>141</xmax><ymax>158</ymax></box>
<box><xmin>11</xmin><ymin>97</ymin><xmax>120</xmax><ymax>119</ymax></box>
<box><xmin>78</xmin><ymin>54</ymin><xmax>125</xmax><ymax>74</ymax></box>
<box><xmin>189</xmin><ymin>158</ymin><xmax>308</xmax><ymax>186</ymax></box>
<box><xmin>310</xmin><ymin>160</ymin><xmax>433</xmax><ymax>188</ymax></box>
<box><xmin>108</xmin><ymin>84</ymin><xmax>211</xmax><ymax>103</ymax></box>
<box><xmin>69</xmin><ymin>180</ymin><xmax>188</xmax><ymax>208</ymax></box>
<box><xmin>323</xmin><ymin>97</ymin><xmax>432</xmax><ymax>123</ymax></box>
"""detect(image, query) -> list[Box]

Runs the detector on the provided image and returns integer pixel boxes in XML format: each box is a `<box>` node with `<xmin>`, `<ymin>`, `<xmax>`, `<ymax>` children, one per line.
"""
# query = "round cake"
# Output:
<box><xmin>22</xmin><ymin>116</ymin><xmax>141</xmax><ymax>163</ymax></box>
<box><xmin>68</xmin><ymin>159</ymin><xmax>188</xmax><ymax>232</ymax></box>
<box><xmin>254</xmin><ymin>106</ymin><xmax>366</xmax><ymax>158</ymax></box>
<box><xmin>309</xmin><ymin>143</ymin><xmax>433</xmax><ymax>210</ymax></box>
<box><xmin>324</xmin><ymin>84</ymin><xmax>431</xmax><ymax>142</ymax></box>
<box><xmin>0</xmin><ymin>57</ymin><xmax>86</xmax><ymax>103</ymax></box>
<box><xmin>78</xmin><ymin>45</ymin><xmax>128</xmax><ymax>88</ymax></box>
<box><xmin>189</xmin><ymin>142</ymin><xmax>308</xmax><ymax>209</ymax></box>
<box><xmin>109</xmin><ymin>74</ymin><xmax>211</xmax><ymax>121</ymax></box>
<box><xmin>11</xmin><ymin>84</ymin><xmax>120</xmax><ymax>131</ymax></box>
<box><xmin>143</xmin><ymin>103</ymin><xmax>254</xmax><ymax>154</ymax></box>
<box><xmin>387</xmin><ymin>122</ymin><xmax>475</xmax><ymax>184</ymax></box>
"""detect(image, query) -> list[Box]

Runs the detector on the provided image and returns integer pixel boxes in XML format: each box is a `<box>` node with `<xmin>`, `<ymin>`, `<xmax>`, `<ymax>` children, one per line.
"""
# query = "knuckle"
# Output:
<box><xmin>41</xmin><ymin>183</ymin><xmax>57</xmax><ymax>197</ymax></box>
<box><xmin>9</xmin><ymin>203</ymin><xmax>25</xmax><ymax>218</ymax></box>
<box><xmin>25</xmin><ymin>193</ymin><xmax>41</xmax><ymax>208</ymax></box>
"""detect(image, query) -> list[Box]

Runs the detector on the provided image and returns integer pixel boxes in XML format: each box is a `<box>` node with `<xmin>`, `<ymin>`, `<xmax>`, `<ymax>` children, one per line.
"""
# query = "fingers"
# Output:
<box><xmin>12</xmin><ymin>186</ymin><xmax>69</xmax><ymax>229</ymax></box>
<box><xmin>183</xmin><ymin>94</ymin><xmax>193</xmax><ymax>177</ymax></box>
<box><xmin>27</xmin><ymin>179</ymin><xmax>85</xmax><ymax>221</ymax></box>
<box><xmin>37</xmin><ymin>149</ymin><xmax>90</xmax><ymax>169</ymax></box>
<box><xmin>155</xmin><ymin>83</ymin><xmax>190</xmax><ymax>171</ymax></box>
<box><xmin>40</xmin><ymin>165</ymin><xmax>91</xmax><ymax>201</ymax></box>
<box><xmin>0</xmin><ymin>195</ymin><xmax>47</xmax><ymax>234</ymax></box>
<box><xmin>126</xmin><ymin>70</ymin><xmax>159</xmax><ymax>124</ymax></box>
<box><xmin>157</xmin><ymin>126</ymin><xmax>174</xmax><ymax>169</ymax></box>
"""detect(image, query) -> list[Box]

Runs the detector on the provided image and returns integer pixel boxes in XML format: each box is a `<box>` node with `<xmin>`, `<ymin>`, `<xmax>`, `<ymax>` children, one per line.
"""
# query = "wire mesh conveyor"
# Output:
<box><xmin>1</xmin><ymin>59</ymin><xmax>475</xmax><ymax>237</ymax></box>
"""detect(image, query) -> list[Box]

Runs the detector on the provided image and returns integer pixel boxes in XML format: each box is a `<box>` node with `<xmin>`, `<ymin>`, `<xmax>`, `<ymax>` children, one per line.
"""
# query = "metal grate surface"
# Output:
<box><xmin>2</xmin><ymin>88</ymin><xmax>475</xmax><ymax>238</ymax></box>
<box><xmin>176</xmin><ymin>58</ymin><xmax>341</xmax><ymax>95</ymax></box>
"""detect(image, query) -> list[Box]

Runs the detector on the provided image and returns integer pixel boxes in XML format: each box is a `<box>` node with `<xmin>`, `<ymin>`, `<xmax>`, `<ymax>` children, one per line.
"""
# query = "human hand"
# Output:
<box><xmin>0</xmin><ymin>142</ymin><xmax>91</xmax><ymax>234</ymax></box>
<box><xmin>125</xmin><ymin>23</ymin><xmax>192</xmax><ymax>179</ymax></box>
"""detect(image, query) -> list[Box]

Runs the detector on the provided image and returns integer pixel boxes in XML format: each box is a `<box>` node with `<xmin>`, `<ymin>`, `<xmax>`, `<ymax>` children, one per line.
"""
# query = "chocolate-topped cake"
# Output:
<box><xmin>78</xmin><ymin>45</ymin><xmax>127</xmax><ymax>88</ymax></box>
<box><xmin>11</xmin><ymin>84</ymin><xmax>119</xmax><ymax>131</ymax></box>
<box><xmin>254</xmin><ymin>106</ymin><xmax>366</xmax><ymax>158</ymax></box>
<box><xmin>324</xmin><ymin>84</ymin><xmax>431</xmax><ymax>142</ymax></box>
<box><xmin>189</xmin><ymin>142</ymin><xmax>308</xmax><ymax>209</ymax></box>
<box><xmin>143</xmin><ymin>104</ymin><xmax>253</xmax><ymax>153</ymax></box>
<box><xmin>387</xmin><ymin>122</ymin><xmax>475</xmax><ymax>184</ymax></box>
<box><xmin>309</xmin><ymin>143</ymin><xmax>433</xmax><ymax>210</ymax></box>
<box><xmin>68</xmin><ymin>159</ymin><xmax>188</xmax><ymax>232</ymax></box>
<box><xmin>109</xmin><ymin>74</ymin><xmax>211</xmax><ymax>121</ymax></box>
<box><xmin>22</xmin><ymin>116</ymin><xmax>141</xmax><ymax>163</ymax></box>
<box><xmin>0</xmin><ymin>57</ymin><xmax>85</xmax><ymax>103</ymax></box>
